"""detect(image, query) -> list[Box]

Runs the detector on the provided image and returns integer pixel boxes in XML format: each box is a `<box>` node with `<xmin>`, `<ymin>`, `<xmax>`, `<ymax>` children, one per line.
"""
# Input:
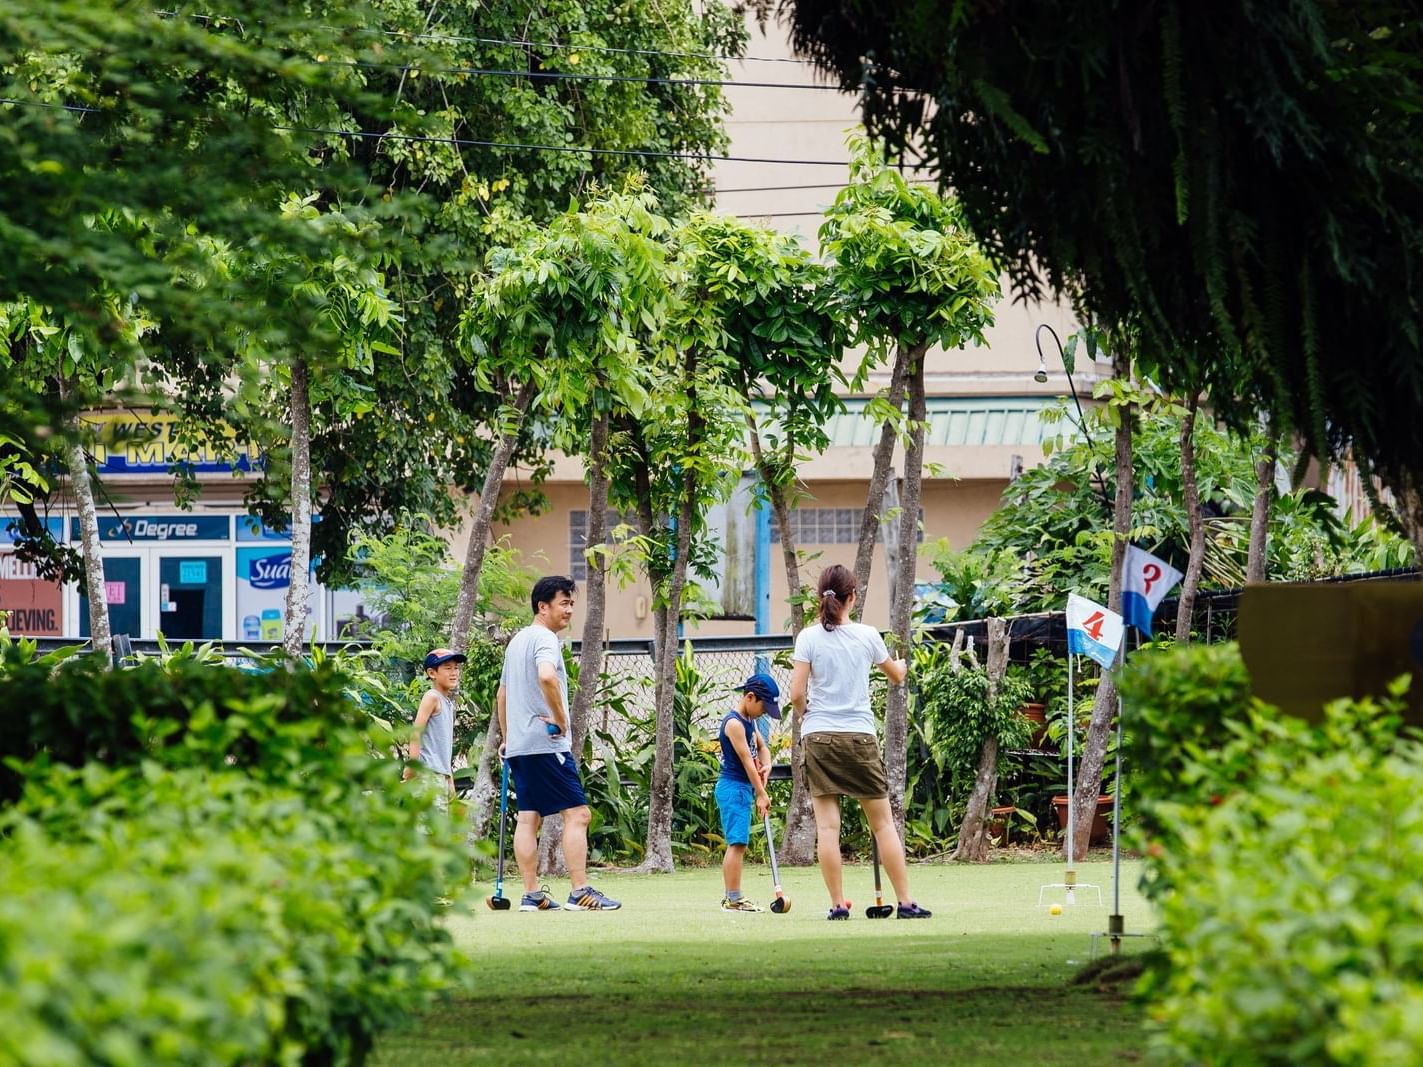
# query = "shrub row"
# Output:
<box><xmin>0</xmin><ymin>640</ymin><xmax>471</xmax><ymax>1066</ymax></box>
<box><xmin>1121</xmin><ymin>642</ymin><xmax>1421</xmax><ymax>1064</ymax></box>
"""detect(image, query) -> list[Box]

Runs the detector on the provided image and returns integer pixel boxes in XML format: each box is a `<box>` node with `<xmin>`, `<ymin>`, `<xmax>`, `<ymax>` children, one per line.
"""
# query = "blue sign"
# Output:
<box><xmin>244</xmin><ymin>551</ymin><xmax>292</xmax><ymax>590</ymax></box>
<box><xmin>179</xmin><ymin>560</ymin><xmax>208</xmax><ymax>585</ymax></box>
<box><xmin>76</xmin><ymin>515</ymin><xmax>232</xmax><ymax>542</ymax></box>
<box><xmin>1</xmin><ymin>517</ymin><xmax>65</xmax><ymax>545</ymax></box>
<box><xmin>235</xmin><ymin>515</ymin><xmax>321</xmax><ymax>542</ymax></box>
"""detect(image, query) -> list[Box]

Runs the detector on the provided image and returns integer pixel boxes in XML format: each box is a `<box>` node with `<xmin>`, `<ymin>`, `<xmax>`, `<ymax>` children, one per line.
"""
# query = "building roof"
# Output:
<box><xmin>824</xmin><ymin>396</ymin><xmax>1066</xmax><ymax>449</ymax></box>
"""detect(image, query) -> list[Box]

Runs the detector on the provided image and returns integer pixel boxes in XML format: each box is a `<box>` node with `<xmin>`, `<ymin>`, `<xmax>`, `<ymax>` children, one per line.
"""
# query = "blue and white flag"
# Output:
<box><xmin>1121</xmin><ymin>545</ymin><xmax>1184</xmax><ymax>637</ymax></box>
<box><xmin>1066</xmin><ymin>593</ymin><xmax>1125</xmax><ymax>670</ymax></box>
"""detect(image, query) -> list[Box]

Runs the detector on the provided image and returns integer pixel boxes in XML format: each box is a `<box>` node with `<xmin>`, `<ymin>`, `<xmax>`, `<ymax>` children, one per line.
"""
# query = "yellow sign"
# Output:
<box><xmin>81</xmin><ymin>412</ymin><xmax>259</xmax><ymax>474</ymax></box>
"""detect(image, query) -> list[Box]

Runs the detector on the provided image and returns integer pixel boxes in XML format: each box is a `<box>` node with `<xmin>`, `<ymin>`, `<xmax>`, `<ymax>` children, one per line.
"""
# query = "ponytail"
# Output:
<box><xmin>817</xmin><ymin>564</ymin><xmax>856</xmax><ymax>632</ymax></box>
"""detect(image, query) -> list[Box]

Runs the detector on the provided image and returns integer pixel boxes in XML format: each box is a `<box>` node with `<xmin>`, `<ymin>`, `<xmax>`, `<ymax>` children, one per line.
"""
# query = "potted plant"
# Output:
<box><xmin>1052</xmin><ymin>794</ymin><xmax>1114</xmax><ymax>844</ymax></box>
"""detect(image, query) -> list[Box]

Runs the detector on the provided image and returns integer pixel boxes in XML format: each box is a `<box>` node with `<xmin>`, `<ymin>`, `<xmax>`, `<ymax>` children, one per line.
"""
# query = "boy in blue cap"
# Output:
<box><xmin>715</xmin><ymin>672</ymin><xmax>780</xmax><ymax>912</ymax></box>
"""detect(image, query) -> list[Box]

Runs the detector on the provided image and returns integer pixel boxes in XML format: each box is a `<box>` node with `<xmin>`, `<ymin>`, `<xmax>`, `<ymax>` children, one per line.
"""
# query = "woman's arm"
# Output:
<box><xmin>877</xmin><ymin>656</ymin><xmax>908</xmax><ymax>686</ymax></box>
<box><xmin>788</xmin><ymin>660</ymin><xmax>811</xmax><ymax>718</ymax></box>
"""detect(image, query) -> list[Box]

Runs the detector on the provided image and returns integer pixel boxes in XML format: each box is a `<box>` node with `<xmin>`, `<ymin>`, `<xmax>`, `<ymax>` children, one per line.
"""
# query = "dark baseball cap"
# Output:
<box><xmin>423</xmin><ymin>648</ymin><xmax>468</xmax><ymax>670</ymax></box>
<box><xmin>742</xmin><ymin>672</ymin><xmax>782</xmax><ymax>719</ymax></box>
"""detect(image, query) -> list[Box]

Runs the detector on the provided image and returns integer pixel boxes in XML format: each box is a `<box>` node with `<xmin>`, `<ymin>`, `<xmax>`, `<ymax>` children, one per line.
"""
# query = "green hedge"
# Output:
<box><xmin>1148</xmin><ymin>698</ymin><xmax>1423</xmax><ymax>1064</ymax></box>
<box><xmin>1120</xmin><ymin>641</ymin><xmax>1423</xmax><ymax>1063</ymax></box>
<box><xmin>0</xmin><ymin>640</ymin><xmax>472</xmax><ymax>1066</ymax></box>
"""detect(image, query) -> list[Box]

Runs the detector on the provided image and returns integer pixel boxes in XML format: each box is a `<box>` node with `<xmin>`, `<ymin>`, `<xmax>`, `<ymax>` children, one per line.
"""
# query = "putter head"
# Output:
<box><xmin>866</xmin><ymin>903</ymin><xmax>895</xmax><ymax>919</ymax></box>
<box><xmin>770</xmin><ymin>896</ymin><xmax>790</xmax><ymax>914</ymax></box>
<box><xmin>486</xmin><ymin>895</ymin><xmax>512</xmax><ymax>911</ymax></box>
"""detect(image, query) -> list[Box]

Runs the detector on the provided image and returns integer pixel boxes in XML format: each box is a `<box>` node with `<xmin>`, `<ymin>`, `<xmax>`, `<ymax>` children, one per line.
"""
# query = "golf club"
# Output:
<box><xmin>763</xmin><ymin>813</ymin><xmax>791</xmax><ymax>914</ymax></box>
<box><xmin>486</xmin><ymin>757</ymin><xmax>512</xmax><ymax>911</ymax></box>
<box><xmin>865</xmin><ymin>836</ymin><xmax>894</xmax><ymax>918</ymax></box>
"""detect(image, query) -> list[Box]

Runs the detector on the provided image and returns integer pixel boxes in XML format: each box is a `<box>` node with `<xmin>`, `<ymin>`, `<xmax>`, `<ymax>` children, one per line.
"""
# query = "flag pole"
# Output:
<box><xmin>1108</xmin><ymin>634</ymin><xmax>1130</xmax><ymax>953</ymax></box>
<box><xmin>1065</xmin><ymin>649</ymin><xmax>1076</xmax><ymax>902</ymax></box>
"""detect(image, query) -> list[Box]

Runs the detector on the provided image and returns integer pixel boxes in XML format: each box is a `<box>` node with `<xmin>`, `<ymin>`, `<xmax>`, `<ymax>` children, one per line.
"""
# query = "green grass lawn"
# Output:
<box><xmin>373</xmin><ymin>859</ymin><xmax>1154</xmax><ymax>1066</ymax></box>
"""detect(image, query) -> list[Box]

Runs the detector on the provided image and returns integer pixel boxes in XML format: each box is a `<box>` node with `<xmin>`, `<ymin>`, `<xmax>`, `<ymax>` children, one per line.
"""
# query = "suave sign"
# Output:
<box><xmin>248</xmin><ymin>553</ymin><xmax>292</xmax><ymax>590</ymax></box>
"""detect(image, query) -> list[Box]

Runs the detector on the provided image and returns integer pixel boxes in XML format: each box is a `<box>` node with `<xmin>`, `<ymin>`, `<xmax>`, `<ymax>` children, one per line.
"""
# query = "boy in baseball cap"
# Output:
<box><xmin>714</xmin><ymin>672</ymin><xmax>781</xmax><ymax>911</ymax></box>
<box><xmin>403</xmin><ymin>648</ymin><xmax>468</xmax><ymax>799</ymax></box>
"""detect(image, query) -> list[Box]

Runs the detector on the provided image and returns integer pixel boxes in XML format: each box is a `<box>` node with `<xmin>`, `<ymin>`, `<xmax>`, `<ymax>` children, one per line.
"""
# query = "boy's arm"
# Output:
<box><xmin>728</xmin><ymin>722</ymin><xmax>770</xmax><ymax>817</ymax></box>
<box><xmin>755</xmin><ymin>731</ymin><xmax>772</xmax><ymax>787</ymax></box>
<box><xmin>404</xmin><ymin>692</ymin><xmax>438</xmax><ymax>780</ymax></box>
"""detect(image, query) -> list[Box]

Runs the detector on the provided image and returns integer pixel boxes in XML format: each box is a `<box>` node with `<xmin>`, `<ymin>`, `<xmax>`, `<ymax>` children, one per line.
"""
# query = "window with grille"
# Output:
<box><xmin>569</xmin><ymin>509</ymin><xmax>636</xmax><ymax>580</ymax></box>
<box><xmin>769</xmin><ymin>507</ymin><xmax>924</xmax><ymax>545</ymax></box>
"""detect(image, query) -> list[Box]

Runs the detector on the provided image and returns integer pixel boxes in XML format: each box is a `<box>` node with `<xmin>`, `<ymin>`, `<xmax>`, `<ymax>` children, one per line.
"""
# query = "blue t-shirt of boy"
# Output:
<box><xmin>718</xmin><ymin>711</ymin><xmax>757</xmax><ymax>782</ymax></box>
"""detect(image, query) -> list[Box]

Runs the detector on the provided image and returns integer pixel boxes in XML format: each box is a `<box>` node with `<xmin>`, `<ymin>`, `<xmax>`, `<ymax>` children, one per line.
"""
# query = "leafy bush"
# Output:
<box><xmin>0</xmin><ymin>640</ymin><xmax>383</xmax><ymax>804</ymax></box>
<box><xmin>0</xmin><ymin>765</ymin><xmax>468</xmax><ymax>1067</ymax></box>
<box><xmin>1146</xmin><ymin>689</ymin><xmax>1420</xmax><ymax>1065</ymax></box>
<box><xmin>0</xmin><ymin>637</ymin><xmax>472</xmax><ymax>1065</ymax></box>
<box><xmin>1117</xmin><ymin>641</ymin><xmax>1262</xmax><ymax>900</ymax></box>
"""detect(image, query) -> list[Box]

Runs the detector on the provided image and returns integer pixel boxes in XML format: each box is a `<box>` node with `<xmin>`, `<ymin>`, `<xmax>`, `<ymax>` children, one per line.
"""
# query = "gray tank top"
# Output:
<box><xmin>417</xmin><ymin>691</ymin><xmax>455</xmax><ymax>776</ymax></box>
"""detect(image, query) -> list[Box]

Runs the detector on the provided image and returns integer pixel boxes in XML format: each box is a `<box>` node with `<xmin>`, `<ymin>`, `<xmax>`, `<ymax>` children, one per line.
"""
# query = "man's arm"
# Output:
<box><xmin>496</xmin><ymin>684</ymin><xmax>508</xmax><ymax>754</ymax></box>
<box><xmin>537</xmin><ymin>661</ymin><xmax>568</xmax><ymax>733</ymax></box>
<box><xmin>729</xmin><ymin>722</ymin><xmax>770</xmax><ymax>818</ymax></box>
<box><xmin>403</xmin><ymin>691</ymin><xmax>437</xmax><ymax>780</ymax></box>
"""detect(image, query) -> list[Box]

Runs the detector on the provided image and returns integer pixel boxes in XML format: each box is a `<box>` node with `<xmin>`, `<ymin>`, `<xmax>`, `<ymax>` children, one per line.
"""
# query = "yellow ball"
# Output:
<box><xmin>1048</xmin><ymin>903</ymin><xmax>1063</xmax><ymax>916</ymax></box>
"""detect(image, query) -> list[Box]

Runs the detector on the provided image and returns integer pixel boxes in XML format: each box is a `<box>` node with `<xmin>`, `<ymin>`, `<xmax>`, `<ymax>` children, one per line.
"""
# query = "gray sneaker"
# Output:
<box><xmin>567</xmin><ymin>885</ymin><xmax>622</xmax><ymax>911</ymax></box>
<box><xmin>519</xmin><ymin>885</ymin><xmax>562</xmax><ymax>912</ymax></box>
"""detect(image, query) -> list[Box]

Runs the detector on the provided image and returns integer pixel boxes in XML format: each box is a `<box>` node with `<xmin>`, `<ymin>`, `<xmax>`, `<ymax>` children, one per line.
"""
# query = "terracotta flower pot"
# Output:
<box><xmin>1019</xmin><ymin>703</ymin><xmax>1049</xmax><ymax>748</ymax></box>
<box><xmin>1052</xmin><ymin>794</ymin><xmax>1113</xmax><ymax>845</ymax></box>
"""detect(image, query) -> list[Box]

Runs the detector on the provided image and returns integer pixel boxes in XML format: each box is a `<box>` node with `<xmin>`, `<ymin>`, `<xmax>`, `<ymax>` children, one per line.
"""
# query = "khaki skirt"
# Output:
<box><xmin>802</xmin><ymin>732</ymin><xmax>887</xmax><ymax>800</ymax></box>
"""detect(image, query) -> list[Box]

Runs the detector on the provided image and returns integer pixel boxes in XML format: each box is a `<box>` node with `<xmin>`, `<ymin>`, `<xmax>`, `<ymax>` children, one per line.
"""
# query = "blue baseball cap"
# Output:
<box><xmin>742</xmin><ymin>672</ymin><xmax>782</xmax><ymax>719</ymax></box>
<box><xmin>424</xmin><ymin>648</ymin><xmax>467</xmax><ymax>670</ymax></box>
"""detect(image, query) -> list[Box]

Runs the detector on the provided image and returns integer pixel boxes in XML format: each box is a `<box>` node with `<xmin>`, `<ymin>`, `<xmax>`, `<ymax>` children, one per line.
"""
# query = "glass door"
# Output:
<box><xmin>158</xmin><ymin>555</ymin><xmax>223</xmax><ymax>639</ymax></box>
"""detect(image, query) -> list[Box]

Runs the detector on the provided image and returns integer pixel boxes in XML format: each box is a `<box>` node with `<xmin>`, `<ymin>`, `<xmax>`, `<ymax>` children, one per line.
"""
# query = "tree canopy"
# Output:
<box><xmin>783</xmin><ymin>0</ymin><xmax>1423</xmax><ymax>541</ymax></box>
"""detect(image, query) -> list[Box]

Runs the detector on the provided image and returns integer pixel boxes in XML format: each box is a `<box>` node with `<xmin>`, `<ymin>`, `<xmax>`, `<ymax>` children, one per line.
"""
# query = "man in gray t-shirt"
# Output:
<box><xmin>496</xmin><ymin>575</ymin><xmax>621</xmax><ymax>912</ymax></box>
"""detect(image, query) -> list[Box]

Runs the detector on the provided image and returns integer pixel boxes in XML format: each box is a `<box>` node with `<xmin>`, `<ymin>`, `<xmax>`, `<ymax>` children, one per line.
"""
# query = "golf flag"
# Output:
<box><xmin>1121</xmin><ymin>545</ymin><xmax>1184</xmax><ymax>637</ymax></box>
<box><xmin>1066</xmin><ymin>593</ymin><xmax>1125</xmax><ymax>670</ymax></box>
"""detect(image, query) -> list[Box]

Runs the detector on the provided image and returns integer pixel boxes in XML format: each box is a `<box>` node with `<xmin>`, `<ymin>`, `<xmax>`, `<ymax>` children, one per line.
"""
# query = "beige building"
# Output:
<box><xmin>475</xmin><ymin>17</ymin><xmax>1094</xmax><ymax>639</ymax></box>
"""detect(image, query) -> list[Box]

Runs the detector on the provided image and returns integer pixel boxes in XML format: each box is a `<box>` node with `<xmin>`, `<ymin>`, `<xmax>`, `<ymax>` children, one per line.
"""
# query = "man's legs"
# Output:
<box><xmin>560</xmin><ymin>804</ymin><xmax>592</xmax><ymax>890</ymax></box>
<box><xmin>514</xmin><ymin>810</ymin><xmax>543</xmax><ymax>892</ymax></box>
<box><xmin>860</xmin><ymin>796</ymin><xmax>913</xmax><ymax>902</ymax></box>
<box><xmin>812</xmin><ymin>793</ymin><xmax>845</xmax><ymax>905</ymax></box>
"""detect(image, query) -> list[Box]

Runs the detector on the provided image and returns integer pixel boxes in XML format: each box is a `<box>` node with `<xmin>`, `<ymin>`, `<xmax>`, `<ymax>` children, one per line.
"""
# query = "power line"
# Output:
<box><xmin>153</xmin><ymin>9</ymin><xmax>825</xmax><ymax>68</ymax></box>
<box><xmin>0</xmin><ymin>97</ymin><xmax>931</xmax><ymax>169</ymax></box>
<box><xmin>387</xmin><ymin>28</ymin><xmax>819</xmax><ymax>68</ymax></box>
<box><xmin>342</xmin><ymin>57</ymin><xmax>856</xmax><ymax>93</ymax></box>
<box><xmin>715</xmin><ymin>180</ymin><xmax>937</xmax><ymax>194</ymax></box>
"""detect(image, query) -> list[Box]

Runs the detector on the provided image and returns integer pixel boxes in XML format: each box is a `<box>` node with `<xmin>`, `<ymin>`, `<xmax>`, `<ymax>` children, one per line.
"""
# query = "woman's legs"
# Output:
<box><xmin>812</xmin><ymin>793</ymin><xmax>846</xmax><ymax>904</ymax></box>
<box><xmin>860</xmin><ymin>796</ymin><xmax>914</xmax><ymax>903</ymax></box>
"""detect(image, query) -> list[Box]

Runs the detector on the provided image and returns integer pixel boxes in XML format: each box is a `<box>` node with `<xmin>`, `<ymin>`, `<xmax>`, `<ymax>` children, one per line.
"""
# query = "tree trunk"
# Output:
<box><xmin>65</xmin><ymin>428</ymin><xmax>111</xmax><ymax>662</ymax></box>
<box><xmin>747</xmin><ymin>419</ymin><xmax>806</xmax><ymax>634</ymax></box>
<box><xmin>747</xmin><ymin>419</ymin><xmax>818</xmax><ymax>864</ymax></box>
<box><xmin>457</xmin><ymin>379</ymin><xmax>536</xmax><ymax>841</ymax></box>
<box><xmin>1070</xmin><ymin>348</ymin><xmax>1133</xmax><ymax>859</ymax></box>
<box><xmin>851</xmin><ymin>342</ymin><xmax>911</xmax><ymax>620</ymax></box>
<box><xmin>1246</xmin><ymin>428</ymin><xmax>1276</xmax><ymax>583</ymax></box>
<box><xmin>640</xmin><ymin>441</ymin><xmax>697</xmax><ymax>873</ymax></box>
<box><xmin>884</xmin><ymin>342</ymin><xmax>926</xmax><ymax>837</ymax></box>
<box><xmin>952</xmin><ymin>617</ymin><xmax>1009</xmax><ymax>862</ymax></box>
<box><xmin>538</xmin><ymin>402</ymin><xmax>612</xmax><ymax>876</ymax></box>
<box><xmin>282</xmin><ymin>358</ymin><xmax>312</xmax><ymax>657</ymax></box>
<box><xmin>449</xmin><ymin>379</ymin><xmax>536</xmax><ymax>653</ymax></box>
<box><xmin>1174</xmin><ymin>397</ymin><xmax>1205</xmax><ymax>643</ymax></box>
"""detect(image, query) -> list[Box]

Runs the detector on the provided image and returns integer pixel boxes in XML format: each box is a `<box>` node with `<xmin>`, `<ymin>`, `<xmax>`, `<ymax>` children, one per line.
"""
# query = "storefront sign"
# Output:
<box><xmin>75</xmin><ymin>515</ymin><xmax>231</xmax><ymax>542</ymax></box>
<box><xmin>0</xmin><ymin>551</ymin><xmax>64</xmax><ymax>635</ymax></box>
<box><xmin>237</xmin><ymin>547</ymin><xmax>317</xmax><ymax>642</ymax></box>
<box><xmin>82</xmin><ymin>412</ymin><xmax>258</xmax><ymax>475</ymax></box>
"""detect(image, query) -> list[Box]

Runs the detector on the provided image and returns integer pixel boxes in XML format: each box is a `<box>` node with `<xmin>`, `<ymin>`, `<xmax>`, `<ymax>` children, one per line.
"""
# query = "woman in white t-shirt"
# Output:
<box><xmin>788</xmin><ymin>563</ymin><xmax>931</xmax><ymax>919</ymax></box>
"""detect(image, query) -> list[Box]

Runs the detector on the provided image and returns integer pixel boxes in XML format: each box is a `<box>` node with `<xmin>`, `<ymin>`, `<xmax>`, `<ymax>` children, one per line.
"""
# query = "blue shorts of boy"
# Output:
<box><xmin>715</xmin><ymin>778</ymin><xmax>754</xmax><ymax>846</ymax></box>
<box><xmin>507</xmin><ymin>752</ymin><xmax>588</xmax><ymax>816</ymax></box>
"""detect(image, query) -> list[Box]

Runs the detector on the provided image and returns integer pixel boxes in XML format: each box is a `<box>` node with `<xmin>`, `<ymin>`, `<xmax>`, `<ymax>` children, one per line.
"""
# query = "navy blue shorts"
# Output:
<box><xmin>507</xmin><ymin>752</ymin><xmax>588</xmax><ymax>817</ymax></box>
